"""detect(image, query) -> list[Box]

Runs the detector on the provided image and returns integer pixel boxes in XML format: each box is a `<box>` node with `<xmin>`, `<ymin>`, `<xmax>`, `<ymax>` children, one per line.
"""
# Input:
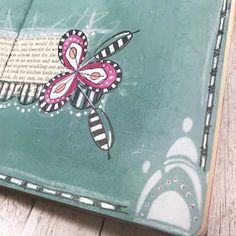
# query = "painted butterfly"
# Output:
<box><xmin>39</xmin><ymin>29</ymin><xmax>139</xmax><ymax>158</ymax></box>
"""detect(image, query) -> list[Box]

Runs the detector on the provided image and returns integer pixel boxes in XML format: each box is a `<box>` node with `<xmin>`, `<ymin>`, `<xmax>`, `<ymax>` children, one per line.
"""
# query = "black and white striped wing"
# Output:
<box><xmin>18</xmin><ymin>83</ymin><xmax>43</xmax><ymax>105</ymax></box>
<box><xmin>88</xmin><ymin>109</ymin><xmax>114</xmax><ymax>157</ymax></box>
<box><xmin>0</xmin><ymin>81</ymin><xmax>16</xmax><ymax>102</ymax></box>
<box><xmin>70</xmin><ymin>87</ymin><xmax>102</xmax><ymax>110</ymax></box>
<box><xmin>94</xmin><ymin>31</ymin><xmax>136</xmax><ymax>60</ymax></box>
<box><xmin>0</xmin><ymin>81</ymin><xmax>43</xmax><ymax>104</ymax></box>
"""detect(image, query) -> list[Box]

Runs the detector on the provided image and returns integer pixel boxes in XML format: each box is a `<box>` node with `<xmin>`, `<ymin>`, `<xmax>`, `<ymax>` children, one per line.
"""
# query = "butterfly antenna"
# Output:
<box><xmin>133</xmin><ymin>29</ymin><xmax>141</xmax><ymax>34</ymax></box>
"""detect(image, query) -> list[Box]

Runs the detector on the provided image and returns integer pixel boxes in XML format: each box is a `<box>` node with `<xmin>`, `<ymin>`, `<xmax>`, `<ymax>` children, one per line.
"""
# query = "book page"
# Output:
<box><xmin>0</xmin><ymin>36</ymin><xmax>15</xmax><ymax>76</ymax></box>
<box><xmin>2</xmin><ymin>36</ymin><xmax>64</xmax><ymax>83</ymax></box>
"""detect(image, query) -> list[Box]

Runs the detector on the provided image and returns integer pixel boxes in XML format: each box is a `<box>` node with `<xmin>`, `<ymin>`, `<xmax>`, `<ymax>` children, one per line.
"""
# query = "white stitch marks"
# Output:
<box><xmin>0</xmin><ymin>172</ymin><xmax>127</xmax><ymax>213</ymax></box>
<box><xmin>200</xmin><ymin>0</ymin><xmax>228</xmax><ymax>171</ymax></box>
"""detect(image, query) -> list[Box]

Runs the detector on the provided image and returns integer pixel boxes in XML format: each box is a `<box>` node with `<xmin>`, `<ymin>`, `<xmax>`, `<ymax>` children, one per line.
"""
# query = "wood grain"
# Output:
<box><xmin>22</xmin><ymin>200</ymin><xmax>103</xmax><ymax>236</ymax></box>
<box><xmin>100</xmin><ymin>219</ymin><xmax>171</xmax><ymax>236</ymax></box>
<box><xmin>0</xmin><ymin>188</ymin><xmax>35</xmax><ymax>236</ymax></box>
<box><xmin>207</xmin><ymin>19</ymin><xmax>236</xmax><ymax>236</ymax></box>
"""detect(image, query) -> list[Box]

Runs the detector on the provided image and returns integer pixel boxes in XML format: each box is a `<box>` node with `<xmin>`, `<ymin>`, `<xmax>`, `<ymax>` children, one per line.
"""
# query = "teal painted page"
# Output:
<box><xmin>0</xmin><ymin>0</ymin><xmax>31</xmax><ymax>32</ymax></box>
<box><xmin>0</xmin><ymin>0</ymin><xmax>232</xmax><ymax>235</ymax></box>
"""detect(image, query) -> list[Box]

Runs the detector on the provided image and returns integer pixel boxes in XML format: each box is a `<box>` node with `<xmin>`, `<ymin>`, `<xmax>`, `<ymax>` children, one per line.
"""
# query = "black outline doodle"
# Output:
<box><xmin>38</xmin><ymin>29</ymin><xmax>139</xmax><ymax>158</ymax></box>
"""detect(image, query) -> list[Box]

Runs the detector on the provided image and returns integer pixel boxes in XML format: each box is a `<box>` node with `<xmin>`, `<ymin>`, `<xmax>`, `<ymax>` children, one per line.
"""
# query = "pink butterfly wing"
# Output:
<box><xmin>78</xmin><ymin>60</ymin><xmax>122</xmax><ymax>93</ymax></box>
<box><xmin>58</xmin><ymin>29</ymin><xmax>88</xmax><ymax>71</ymax></box>
<box><xmin>39</xmin><ymin>72</ymin><xmax>78</xmax><ymax>112</ymax></box>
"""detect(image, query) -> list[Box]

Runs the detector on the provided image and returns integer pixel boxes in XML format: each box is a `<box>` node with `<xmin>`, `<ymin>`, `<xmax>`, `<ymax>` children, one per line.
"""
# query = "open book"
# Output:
<box><xmin>0</xmin><ymin>0</ymin><xmax>234</xmax><ymax>235</ymax></box>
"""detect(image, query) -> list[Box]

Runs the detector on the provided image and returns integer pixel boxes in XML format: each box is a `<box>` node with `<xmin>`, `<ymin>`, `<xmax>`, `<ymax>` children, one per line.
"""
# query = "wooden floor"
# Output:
<box><xmin>0</xmin><ymin>12</ymin><xmax>236</xmax><ymax>236</ymax></box>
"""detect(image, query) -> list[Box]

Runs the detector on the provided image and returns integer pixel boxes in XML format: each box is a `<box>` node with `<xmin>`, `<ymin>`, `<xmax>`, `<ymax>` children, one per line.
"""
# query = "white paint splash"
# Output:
<box><xmin>166</xmin><ymin>137</ymin><xmax>198</xmax><ymax>163</ymax></box>
<box><xmin>166</xmin><ymin>117</ymin><xmax>198</xmax><ymax>163</ymax></box>
<box><xmin>0</xmin><ymin>8</ymin><xmax>17</xmax><ymax>37</ymax></box>
<box><xmin>142</xmin><ymin>160</ymin><xmax>151</xmax><ymax>173</ymax></box>
<box><xmin>0</xmin><ymin>9</ymin><xmax>14</xmax><ymax>31</ymax></box>
<box><xmin>147</xmin><ymin>191</ymin><xmax>191</xmax><ymax>230</ymax></box>
<box><xmin>136</xmin><ymin>116</ymin><xmax>202</xmax><ymax>232</ymax></box>
<box><xmin>182</xmin><ymin>117</ymin><xmax>193</xmax><ymax>133</ymax></box>
<box><xmin>119</xmin><ymin>88</ymin><xmax>128</xmax><ymax>97</ymax></box>
<box><xmin>165</xmin><ymin>163</ymin><xmax>202</xmax><ymax>209</ymax></box>
<box><xmin>22</xmin><ymin>8</ymin><xmax>120</xmax><ymax>44</ymax></box>
<box><xmin>136</xmin><ymin>170</ymin><xmax>162</xmax><ymax>213</ymax></box>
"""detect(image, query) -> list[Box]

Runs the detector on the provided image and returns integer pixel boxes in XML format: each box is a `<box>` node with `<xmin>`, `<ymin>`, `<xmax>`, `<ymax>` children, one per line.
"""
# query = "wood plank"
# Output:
<box><xmin>100</xmin><ymin>219</ymin><xmax>170</xmax><ymax>236</ymax></box>
<box><xmin>0</xmin><ymin>187</ymin><xmax>35</xmax><ymax>236</ymax></box>
<box><xmin>22</xmin><ymin>199</ymin><xmax>103</xmax><ymax>236</ymax></box>
<box><xmin>207</xmin><ymin>19</ymin><xmax>236</xmax><ymax>236</ymax></box>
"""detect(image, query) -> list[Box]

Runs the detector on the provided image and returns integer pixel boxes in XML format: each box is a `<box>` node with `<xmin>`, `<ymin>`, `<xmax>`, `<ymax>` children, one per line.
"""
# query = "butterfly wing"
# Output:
<box><xmin>94</xmin><ymin>31</ymin><xmax>138</xmax><ymax>60</ymax></box>
<box><xmin>78</xmin><ymin>60</ymin><xmax>122</xmax><ymax>94</ymax></box>
<box><xmin>39</xmin><ymin>72</ymin><xmax>78</xmax><ymax>112</ymax></box>
<box><xmin>58</xmin><ymin>29</ymin><xmax>88</xmax><ymax>71</ymax></box>
<box><xmin>70</xmin><ymin>87</ymin><xmax>103</xmax><ymax>110</ymax></box>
